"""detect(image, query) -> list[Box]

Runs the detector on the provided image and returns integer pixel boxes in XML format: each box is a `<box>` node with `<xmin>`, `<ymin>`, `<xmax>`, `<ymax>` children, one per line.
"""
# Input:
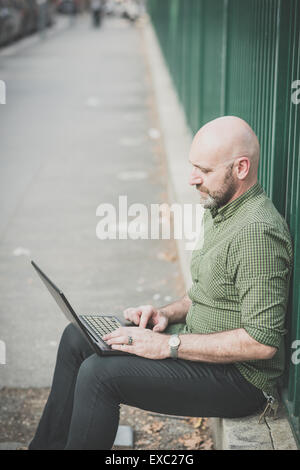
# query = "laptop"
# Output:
<box><xmin>31</xmin><ymin>260</ymin><xmax>132</xmax><ymax>356</ymax></box>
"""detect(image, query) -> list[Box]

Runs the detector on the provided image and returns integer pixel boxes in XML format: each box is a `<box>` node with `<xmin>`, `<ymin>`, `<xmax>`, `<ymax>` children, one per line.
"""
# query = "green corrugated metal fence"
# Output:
<box><xmin>147</xmin><ymin>0</ymin><xmax>300</xmax><ymax>446</ymax></box>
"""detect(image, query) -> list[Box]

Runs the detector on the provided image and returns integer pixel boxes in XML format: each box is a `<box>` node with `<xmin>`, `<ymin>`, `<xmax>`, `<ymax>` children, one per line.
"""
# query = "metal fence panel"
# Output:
<box><xmin>147</xmin><ymin>0</ymin><xmax>300</xmax><ymax>445</ymax></box>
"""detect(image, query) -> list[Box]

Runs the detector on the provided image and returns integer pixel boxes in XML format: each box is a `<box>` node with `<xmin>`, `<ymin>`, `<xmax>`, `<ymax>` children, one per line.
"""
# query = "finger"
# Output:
<box><xmin>123</xmin><ymin>308</ymin><xmax>135</xmax><ymax>320</ymax></box>
<box><xmin>106</xmin><ymin>335</ymin><xmax>129</xmax><ymax>346</ymax></box>
<box><xmin>123</xmin><ymin>308</ymin><xmax>141</xmax><ymax>325</ymax></box>
<box><xmin>111</xmin><ymin>344</ymin><xmax>132</xmax><ymax>353</ymax></box>
<box><xmin>139</xmin><ymin>307</ymin><xmax>153</xmax><ymax>328</ymax></box>
<box><xmin>153</xmin><ymin>324</ymin><xmax>162</xmax><ymax>332</ymax></box>
<box><xmin>123</xmin><ymin>310</ymin><xmax>130</xmax><ymax>321</ymax></box>
<box><xmin>102</xmin><ymin>327</ymin><xmax>124</xmax><ymax>341</ymax></box>
<box><xmin>153</xmin><ymin>317</ymin><xmax>168</xmax><ymax>332</ymax></box>
<box><xmin>132</xmin><ymin>312</ymin><xmax>142</xmax><ymax>325</ymax></box>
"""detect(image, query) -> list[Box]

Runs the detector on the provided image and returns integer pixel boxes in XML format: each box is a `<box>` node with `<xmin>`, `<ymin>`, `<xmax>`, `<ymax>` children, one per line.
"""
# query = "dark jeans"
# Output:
<box><xmin>29</xmin><ymin>324</ymin><xmax>265</xmax><ymax>450</ymax></box>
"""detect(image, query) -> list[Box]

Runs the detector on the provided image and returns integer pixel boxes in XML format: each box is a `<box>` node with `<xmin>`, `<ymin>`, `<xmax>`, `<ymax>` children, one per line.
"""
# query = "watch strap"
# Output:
<box><xmin>169</xmin><ymin>334</ymin><xmax>180</xmax><ymax>359</ymax></box>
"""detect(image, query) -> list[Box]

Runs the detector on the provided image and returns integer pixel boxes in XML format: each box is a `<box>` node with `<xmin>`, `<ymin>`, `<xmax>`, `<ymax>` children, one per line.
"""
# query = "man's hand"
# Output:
<box><xmin>102</xmin><ymin>327</ymin><xmax>170</xmax><ymax>360</ymax></box>
<box><xmin>123</xmin><ymin>305</ymin><xmax>169</xmax><ymax>332</ymax></box>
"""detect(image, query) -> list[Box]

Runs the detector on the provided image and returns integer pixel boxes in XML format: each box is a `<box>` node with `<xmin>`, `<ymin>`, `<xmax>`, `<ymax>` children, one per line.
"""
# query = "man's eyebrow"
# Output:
<box><xmin>189</xmin><ymin>161</ymin><xmax>213</xmax><ymax>172</ymax></box>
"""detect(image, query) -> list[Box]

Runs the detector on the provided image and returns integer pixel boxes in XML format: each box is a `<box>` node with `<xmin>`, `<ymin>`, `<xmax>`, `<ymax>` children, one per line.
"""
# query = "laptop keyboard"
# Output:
<box><xmin>81</xmin><ymin>315</ymin><xmax>121</xmax><ymax>338</ymax></box>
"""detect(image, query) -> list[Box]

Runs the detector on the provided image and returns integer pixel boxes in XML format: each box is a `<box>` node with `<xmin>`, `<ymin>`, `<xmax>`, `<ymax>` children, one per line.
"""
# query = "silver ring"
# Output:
<box><xmin>128</xmin><ymin>335</ymin><xmax>133</xmax><ymax>345</ymax></box>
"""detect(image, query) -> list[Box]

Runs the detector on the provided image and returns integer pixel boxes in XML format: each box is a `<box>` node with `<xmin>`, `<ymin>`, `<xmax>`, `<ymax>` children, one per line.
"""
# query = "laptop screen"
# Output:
<box><xmin>31</xmin><ymin>261</ymin><xmax>79</xmax><ymax>328</ymax></box>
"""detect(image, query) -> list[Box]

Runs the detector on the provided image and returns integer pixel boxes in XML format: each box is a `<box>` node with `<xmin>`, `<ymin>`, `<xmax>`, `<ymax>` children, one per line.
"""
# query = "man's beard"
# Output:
<box><xmin>198</xmin><ymin>192</ymin><xmax>218</xmax><ymax>209</ymax></box>
<box><xmin>197</xmin><ymin>166</ymin><xmax>237</xmax><ymax>210</ymax></box>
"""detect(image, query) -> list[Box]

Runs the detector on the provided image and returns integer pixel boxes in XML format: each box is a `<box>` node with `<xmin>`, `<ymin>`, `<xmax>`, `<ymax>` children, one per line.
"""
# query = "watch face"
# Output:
<box><xmin>169</xmin><ymin>336</ymin><xmax>180</xmax><ymax>347</ymax></box>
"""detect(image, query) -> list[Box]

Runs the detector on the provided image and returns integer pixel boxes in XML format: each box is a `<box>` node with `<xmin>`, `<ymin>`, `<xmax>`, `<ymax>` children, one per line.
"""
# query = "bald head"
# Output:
<box><xmin>189</xmin><ymin>116</ymin><xmax>260</xmax><ymax>208</ymax></box>
<box><xmin>190</xmin><ymin>116</ymin><xmax>260</xmax><ymax>182</ymax></box>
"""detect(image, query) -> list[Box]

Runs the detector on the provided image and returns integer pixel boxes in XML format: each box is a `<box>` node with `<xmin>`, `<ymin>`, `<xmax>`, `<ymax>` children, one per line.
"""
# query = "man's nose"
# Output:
<box><xmin>189</xmin><ymin>168</ymin><xmax>203</xmax><ymax>186</ymax></box>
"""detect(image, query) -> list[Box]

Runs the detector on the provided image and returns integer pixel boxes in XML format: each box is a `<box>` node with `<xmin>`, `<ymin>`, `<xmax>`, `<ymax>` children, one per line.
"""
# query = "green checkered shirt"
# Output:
<box><xmin>182</xmin><ymin>182</ymin><xmax>292</xmax><ymax>394</ymax></box>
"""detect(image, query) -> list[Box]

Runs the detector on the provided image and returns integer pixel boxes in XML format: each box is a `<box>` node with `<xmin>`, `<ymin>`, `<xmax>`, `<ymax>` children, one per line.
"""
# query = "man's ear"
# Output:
<box><xmin>236</xmin><ymin>157</ymin><xmax>250</xmax><ymax>180</ymax></box>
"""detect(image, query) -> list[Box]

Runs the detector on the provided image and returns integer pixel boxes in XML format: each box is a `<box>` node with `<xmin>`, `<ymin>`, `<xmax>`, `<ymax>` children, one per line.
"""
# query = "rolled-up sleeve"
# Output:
<box><xmin>228</xmin><ymin>222</ymin><xmax>293</xmax><ymax>349</ymax></box>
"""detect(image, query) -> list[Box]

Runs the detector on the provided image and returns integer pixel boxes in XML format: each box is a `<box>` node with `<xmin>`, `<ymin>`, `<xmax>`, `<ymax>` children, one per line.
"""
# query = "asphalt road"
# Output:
<box><xmin>0</xmin><ymin>13</ymin><xmax>184</xmax><ymax>388</ymax></box>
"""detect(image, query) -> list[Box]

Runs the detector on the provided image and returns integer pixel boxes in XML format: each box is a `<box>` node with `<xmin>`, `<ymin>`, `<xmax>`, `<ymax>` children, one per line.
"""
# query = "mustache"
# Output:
<box><xmin>196</xmin><ymin>185</ymin><xmax>209</xmax><ymax>193</ymax></box>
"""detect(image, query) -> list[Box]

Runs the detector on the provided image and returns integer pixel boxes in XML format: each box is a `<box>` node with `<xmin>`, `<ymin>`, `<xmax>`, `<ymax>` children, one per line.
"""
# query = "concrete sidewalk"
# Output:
<box><xmin>0</xmin><ymin>13</ymin><xmax>184</xmax><ymax>389</ymax></box>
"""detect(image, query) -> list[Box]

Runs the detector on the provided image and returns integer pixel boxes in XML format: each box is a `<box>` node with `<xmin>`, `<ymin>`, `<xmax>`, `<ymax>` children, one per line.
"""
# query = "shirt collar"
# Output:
<box><xmin>210</xmin><ymin>182</ymin><xmax>263</xmax><ymax>223</ymax></box>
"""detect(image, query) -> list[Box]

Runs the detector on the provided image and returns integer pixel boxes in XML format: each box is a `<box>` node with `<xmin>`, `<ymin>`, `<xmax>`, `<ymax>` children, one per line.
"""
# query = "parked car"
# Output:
<box><xmin>0</xmin><ymin>0</ymin><xmax>22</xmax><ymax>46</ymax></box>
<box><xmin>0</xmin><ymin>0</ymin><xmax>55</xmax><ymax>47</ymax></box>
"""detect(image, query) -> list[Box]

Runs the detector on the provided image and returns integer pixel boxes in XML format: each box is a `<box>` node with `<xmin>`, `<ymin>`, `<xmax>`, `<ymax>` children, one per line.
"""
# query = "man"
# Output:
<box><xmin>29</xmin><ymin>116</ymin><xmax>293</xmax><ymax>450</ymax></box>
<box><xmin>90</xmin><ymin>0</ymin><xmax>104</xmax><ymax>27</ymax></box>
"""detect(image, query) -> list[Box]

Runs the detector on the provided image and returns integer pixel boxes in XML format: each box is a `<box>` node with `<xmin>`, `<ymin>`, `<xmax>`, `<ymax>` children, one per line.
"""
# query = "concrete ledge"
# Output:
<box><xmin>142</xmin><ymin>15</ymin><xmax>298</xmax><ymax>451</ymax></box>
<box><xmin>211</xmin><ymin>406</ymin><xmax>298</xmax><ymax>450</ymax></box>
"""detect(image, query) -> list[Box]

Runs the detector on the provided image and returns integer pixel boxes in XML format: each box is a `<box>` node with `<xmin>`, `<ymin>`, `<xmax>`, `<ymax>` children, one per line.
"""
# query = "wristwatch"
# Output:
<box><xmin>168</xmin><ymin>334</ymin><xmax>181</xmax><ymax>359</ymax></box>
